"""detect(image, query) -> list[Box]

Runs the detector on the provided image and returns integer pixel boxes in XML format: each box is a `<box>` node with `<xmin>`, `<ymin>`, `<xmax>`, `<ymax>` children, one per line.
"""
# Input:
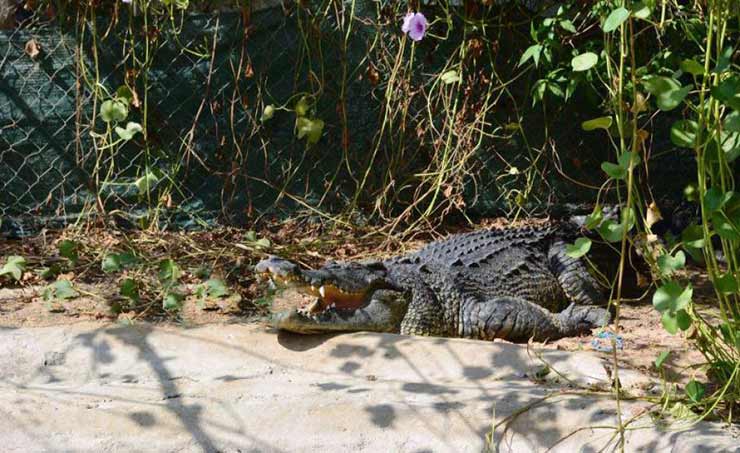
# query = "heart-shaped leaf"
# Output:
<box><xmin>704</xmin><ymin>188</ymin><xmax>733</xmax><ymax>213</ymax></box>
<box><xmin>657</xmin><ymin>85</ymin><xmax>691</xmax><ymax>111</ymax></box>
<box><xmin>715</xmin><ymin>273</ymin><xmax>739</xmax><ymax>294</ymax></box>
<box><xmin>657</xmin><ymin>250</ymin><xmax>686</xmax><ymax>277</ymax></box>
<box><xmin>440</xmin><ymin>70</ymin><xmax>461</xmax><ymax>84</ymax></box>
<box><xmin>100</xmin><ymin>99</ymin><xmax>128</xmax><ymax>123</ymax></box>
<box><xmin>565</xmin><ymin>238</ymin><xmax>592</xmax><ymax>258</ymax></box>
<box><xmin>120</xmin><ymin>278</ymin><xmax>140</xmax><ymax>302</ymax></box>
<box><xmin>601</xmin><ymin>161</ymin><xmax>626</xmax><ymax>180</ymax></box>
<box><xmin>204</xmin><ymin>278</ymin><xmax>230</xmax><ymax>298</ymax></box>
<box><xmin>135</xmin><ymin>171</ymin><xmax>159</xmax><ymax>195</ymax></box>
<box><xmin>653</xmin><ymin>281</ymin><xmax>692</xmax><ymax>313</ymax></box>
<box><xmin>43</xmin><ymin>279</ymin><xmax>79</xmax><ymax>301</ymax></box>
<box><xmin>680</xmin><ymin>59</ymin><xmax>705</xmax><ymax>76</ymax></box>
<box><xmin>158</xmin><ymin>259</ymin><xmax>181</xmax><ymax>285</ymax></box>
<box><xmin>0</xmin><ymin>255</ymin><xmax>26</xmax><ymax>280</ymax></box>
<box><xmin>295</xmin><ymin>117</ymin><xmax>324</xmax><ymax>145</ymax></box>
<box><xmin>163</xmin><ymin>291</ymin><xmax>184</xmax><ymax>311</ymax></box>
<box><xmin>58</xmin><ymin>240</ymin><xmax>78</xmax><ymax>264</ymax></box>
<box><xmin>685</xmin><ymin>380</ymin><xmax>706</xmax><ymax>403</ymax></box>
<box><xmin>712</xmin><ymin>211</ymin><xmax>740</xmax><ymax>241</ymax></box>
<box><xmin>670</xmin><ymin>120</ymin><xmax>698</xmax><ymax>148</ymax></box>
<box><xmin>725</xmin><ymin>111</ymin><xmax>740</xmax><ymax>133</ymax></box>
<box><xmin>114</xmin><ymin>122</ymin><xmax>142</xmax><ymax>141</ymax></box>
<box><xmin>710</xmin><ymin>76</ymin><xmax>740</xmax><ymax>110</ymax></box>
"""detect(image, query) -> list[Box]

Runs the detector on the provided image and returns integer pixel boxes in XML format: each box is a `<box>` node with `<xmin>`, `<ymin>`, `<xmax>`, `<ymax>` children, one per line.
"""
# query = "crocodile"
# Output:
<box><xmin>255</xmin><ymin>222</ymin><xmax>612</xmax><ymax>343</ymax></box>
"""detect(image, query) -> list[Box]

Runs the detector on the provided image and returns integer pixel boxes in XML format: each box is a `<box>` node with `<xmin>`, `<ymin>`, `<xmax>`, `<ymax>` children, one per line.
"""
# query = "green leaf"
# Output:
<box><xmin>135</xmin><ymin>171</ymin><xmax>159</xmax><ymax>195</ymax></box>
<box><xmin>37</xmin><ymin>263</ymin><xmax>62</xmax><ymax>280</ymax></box>
<box><xmin>585</xmin><ymin>207</ymin><xmax>604</xmax><ymax>229</ymax></box>
<box><xmin>603</xmin><ymin>7</ymin><xmax>630</xmax><ymax>33</ymax></box>
<box><xmin>670</xmin><ymin>120</ymin><xmax>698</xmax><ymax>148</ymax></box>
<box><xmin>632</xmin><ymin>2</ymin><xmax>651</xmax><ymax>20</ymax></box>
<box><xmin>725</xmin><ymin>111</ymin><xmax>740</xmax><ymax>133</ymax></box>
<box><xmin>653</xmin><ymin>281</ymin><xmax>692</xmax><ymax>313</ymax></box>
<box><xmin>715</xmin><ymin>273</ymin><xmax>739</xmax><ymax>294</ymax></box>
<box><xmin>676</xmin><ymin>309</ymin><xmax>692</xmax><ymax>331</ymax></box>
<box><xmin>58</xmin><ymin>240</ymin><xmax>79</xmax><ymax>264</ymax></box>
<box><xmin>643</xmin><ymin>76</ymin><xmax>679</xmax><ymax>96</ymax></box>
<box><xmin>720</xmin><ymin>131</ymin><xmax>740</xmax><ymax>163</ymax></box>
<box><xmin>657</xmin><ymin>85</ymin><xmax>690</xmax><ymax>111</ymax></box>
<box><xmin>518</xmin><ymin>44</ymin><xmax>542</xmax><ymax>67</ymax></box>
<box><xmin>618</xmin><ymin>151</ymin><xmax>641</xmax><ymax>169</ymax></box>
<box><xmin>255</xmin><ymin>238</ymin><xmax>271</xmax><ymax>249</ymax></box>
<box><xmin>295</xmin><ymin>117</ymin><xmax>324</xmax><ymax>145</ymax></box>
<box><xmin>714</xmin><ymin>46</ymin><xmax>733</xmax><ymax>74</ymax></box>
<box><xmin>685</xmin><ymin>380</ymin><xmax>706</xmax><ymax>403</ymax></box>
<box><xmin>680</xmin><ymin>59</ymin><xmax>705</xmax><ymax>76</ymax></box>
<box><xmin>295</xmin><ymin>97</ymin><xmax>309</xmax><ymax>117</ymax></box>
<box><xmin>571</xmin><ymin>52</ymin><xmax>598</xmax><ymax>72</ymax></box>
<box><xmin>163</xmin><ymin>291</ymin><xmax>184</xmax><ymax>311</ymax></box>
<box><xmin>712</xmin><ymin>212</ymin><xmax>740</xmax><ymax>241</ymax></box>
<box><xmin>601</xmin><ymin>162</ymin><xmax>626</xmax><ymax>180</ymax></box>
<box><xmin>261</xmin><ymin>105</ymin><xmax>275</xmax><ymax>122</ymax></box>
<box><xmin>565</xmin><ymin>238</ymin><xmax>592</xmax><ymax>258</ymax></box>
<box><xmin>440</xmin><ymin>70</ymin><xmax>461</xmax><ymax>84</ymax></box>
<box><xmin>704</xmin><ymin>188</ymin><xmax>732</xmax><ymax>213</ymax></box>
<box><xmin>657</xmin><ymin>250</ymin><xmax>686</xmax><ymax>277</ymax></box>
<box><xmin>120</xmin><ymin>278</ymin><xmax>140</xmax><ymax>302</ymax></box>
<box><xmin>681</xmin><ymin>225</ymin><xmax>705</xmax><ymax>264</ymax></box>
<box><xmin>582</xmin><ymin>116</ymin><xmax>613</xmax><ymax>131</ymax></box>
<box><xmin>115</xmin><ymin>85</ymin><xmax>134</xmax><ymax>105</ymax></box>
<box><xmin>101</xmin><ymin>252</ymin><xmax>137</xmax><ymax>274</ymax></box>
<box><xmin>661</xmin><ymin>311</ymin><xmax>678</xmax><ymax>334</ymax></box>
<box><xmin>655</xmin><ymin>350</ymin><xmax>670</xmax><ymax>368</ymax></box>
<box><xmin>158</xmin><ymin>259</ymin><xmax>181</xmax><ymax>285</ymax></box>
<box><xmin>114</xmin><ymin>122</ymin><xmax>142</xmax><ymax>141</ymax></box>
<box><xmin>100</xmin><ymin>99</ymin><xmax>128</xmax><ymax>123</ymax></box>
<box><xmin>205</xmin><ymin>278</ymin><xmax>229</xmax><ymax>298</ymax></box>
<box><xmin>710</xmin><ymin>76</ymin><xmax>740</xmax><ymax>110</ymax></box>
<box><xmin>102</xmin><ymin>254</ymin><xmax>122</xmax><ymax>273</ymax></box>
<box><xmin>44</xmin><ymin>280</ymin><xmax>79</xmax><ymax>301</ymax></box>
<box><xmin>559</xmin><ymin>19</ymin><xmax>576</xmax><ymax>33</ymax></box>
<box><xmin>0</xmin><ymin>255</ymin><xmax>26</xmax><ymax>280</ymax></box>
<box><xmin>598</xmin><ymin>219</ymin><xmax>624</xmax><ymax>242</ymax></box>
<box><xmin>244</xmin><ymin>230</ymin><xmax>257</xmax><ymax>242</ymax></box>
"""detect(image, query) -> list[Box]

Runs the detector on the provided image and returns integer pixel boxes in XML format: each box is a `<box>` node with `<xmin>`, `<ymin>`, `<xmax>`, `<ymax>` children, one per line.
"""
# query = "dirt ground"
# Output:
<box><xmin>0</xmin><ymin>218</ymin><xmax>717</xmax><ymax>385</ymax></box>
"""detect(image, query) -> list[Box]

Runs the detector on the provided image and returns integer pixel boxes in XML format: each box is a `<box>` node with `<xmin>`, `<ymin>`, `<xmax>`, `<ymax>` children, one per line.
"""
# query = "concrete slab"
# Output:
<box><xmin>0</xmin><ymin>323</ymin><xmax>736</xmax><ymax>452</ymax></box>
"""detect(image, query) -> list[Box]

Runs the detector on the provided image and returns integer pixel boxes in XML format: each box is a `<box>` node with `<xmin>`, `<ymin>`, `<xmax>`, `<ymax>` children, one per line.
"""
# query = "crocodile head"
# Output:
<box><xmin>255</xmin><ymin>256</ymin><xmax>408</xmax><ymax>334</ymax></box>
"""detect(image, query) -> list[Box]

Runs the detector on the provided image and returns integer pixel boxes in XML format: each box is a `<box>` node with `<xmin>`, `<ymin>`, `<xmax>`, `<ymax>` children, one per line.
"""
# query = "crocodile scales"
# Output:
<box><xmin>256</xmin><ymin>222</ymin><xmax>611</xmax><ymax>342</ymax></box>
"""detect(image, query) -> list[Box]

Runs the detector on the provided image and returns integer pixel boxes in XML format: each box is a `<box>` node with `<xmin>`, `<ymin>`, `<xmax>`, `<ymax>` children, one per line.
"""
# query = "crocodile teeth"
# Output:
<box><xmin>306</xmin><ymin>299</ymin><xmax>322</xmax><ymax>314</ymax></box>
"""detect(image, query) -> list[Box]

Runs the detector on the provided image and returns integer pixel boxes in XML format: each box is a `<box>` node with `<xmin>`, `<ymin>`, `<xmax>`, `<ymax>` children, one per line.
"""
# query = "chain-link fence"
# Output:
<box><xmin>1</xmin><ymin>1</ymin><xmax>697</xmax><ymax>237</ymax></box>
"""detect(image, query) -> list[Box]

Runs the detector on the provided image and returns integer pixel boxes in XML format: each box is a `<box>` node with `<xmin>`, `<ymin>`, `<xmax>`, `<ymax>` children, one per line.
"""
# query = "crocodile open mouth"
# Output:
<box><xmin>259</xmin><ymin>270</ymin><xmax>371</xmax><ymax>316</ymax></box>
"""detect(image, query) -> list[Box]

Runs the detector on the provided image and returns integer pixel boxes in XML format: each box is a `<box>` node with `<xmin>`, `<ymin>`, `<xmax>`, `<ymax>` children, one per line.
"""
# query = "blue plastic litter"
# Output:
<box><xmin>590</xmin><ymin>331</ymin><xmax>624</xmax><ymax>353</ymax></box>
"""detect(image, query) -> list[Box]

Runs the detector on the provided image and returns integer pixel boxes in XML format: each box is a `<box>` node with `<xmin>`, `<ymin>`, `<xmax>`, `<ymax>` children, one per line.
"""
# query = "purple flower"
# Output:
<box><xmin>401</xmin><ymin>12</ymin><xmax>427</xmax><ymax>42</ymax></box>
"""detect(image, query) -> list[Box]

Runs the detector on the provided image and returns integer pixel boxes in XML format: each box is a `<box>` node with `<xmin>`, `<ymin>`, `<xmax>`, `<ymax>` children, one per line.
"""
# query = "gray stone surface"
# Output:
<box><xmin>0</xmin><ymin>323</ymin><xmax>737</xmax><ymax>452</ymax></box>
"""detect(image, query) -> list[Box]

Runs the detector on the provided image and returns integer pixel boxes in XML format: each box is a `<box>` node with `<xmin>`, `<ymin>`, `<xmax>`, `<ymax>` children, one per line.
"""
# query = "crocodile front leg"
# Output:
<box><xmin>548</xmin><ymin>240</ymin><xmax>606</xmax><ymax>306</ymax></box>
<box><xmin>460</xmin><ymin>296</ymin><xmax>610</xmax><ymax>342</ymax></box>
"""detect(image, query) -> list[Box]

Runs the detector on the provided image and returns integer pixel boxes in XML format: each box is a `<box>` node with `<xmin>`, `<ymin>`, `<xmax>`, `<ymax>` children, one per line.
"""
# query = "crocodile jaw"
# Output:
<box><xmin>271</xmin><ymin>289</ymin><xmax>409</xmax><ymax>334</ymax></box>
